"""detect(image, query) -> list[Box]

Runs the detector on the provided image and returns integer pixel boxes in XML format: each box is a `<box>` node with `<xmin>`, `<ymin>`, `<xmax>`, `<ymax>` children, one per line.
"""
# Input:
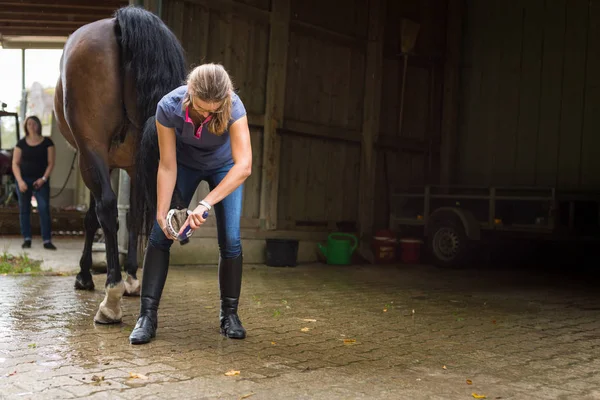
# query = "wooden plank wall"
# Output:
<box><xmin>372</xmin><ymin>0</ymin><xmax>448</xmax><ymax>231</ymax></box>
<box><xmin>161</xmin><ymin>0</ymin><xmax>269</xmax><ymax>228</ymax></box>
<box><xmin>275</xmin><ymin>0</ymin><xmax>368</xmax><ymax>229</ymax></box>
<box><xmin>158</xmin><ymin>0</ymin><xmax>448</xmax><ymax>233</ymax></box>
<box><xmin>458</xmin><ymin>0</ymin><xmax>600</xmax><ymax>190</ymax></box>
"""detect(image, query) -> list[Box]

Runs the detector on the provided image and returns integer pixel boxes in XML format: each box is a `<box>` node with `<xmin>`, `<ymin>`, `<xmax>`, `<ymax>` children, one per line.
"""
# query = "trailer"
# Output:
<box><xmin>389</xmin><ymin>185</ymin><xmax>600</xmax><ymax>267</ymax></box>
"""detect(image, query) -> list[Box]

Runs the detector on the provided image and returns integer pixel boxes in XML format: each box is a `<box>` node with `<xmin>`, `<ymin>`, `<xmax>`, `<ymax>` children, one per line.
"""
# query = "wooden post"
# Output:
<box><xmin>259</xmin><ymin>0</ymin><xmax>291</xmax><ymax>230</ymax></box>
<box><xmin>357</xmin><ymin>0</ymin><xmax>386</xmax><ymax>262</ymax></box>
<box><xmin>440</xmin><ymin>0</ymin><xmax>465</xmax><ymax>187</ymax></box>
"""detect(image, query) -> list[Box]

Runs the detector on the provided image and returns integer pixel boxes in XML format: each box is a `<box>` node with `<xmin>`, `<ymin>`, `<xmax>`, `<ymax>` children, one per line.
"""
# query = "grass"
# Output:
<box><xmin>0</xmin><ymin>251</ymin><xmax>43</xmax><ymax>275</ymax></box>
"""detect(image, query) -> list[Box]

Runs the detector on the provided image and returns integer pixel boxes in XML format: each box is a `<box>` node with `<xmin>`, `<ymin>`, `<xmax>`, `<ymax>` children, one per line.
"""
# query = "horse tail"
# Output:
<box><xmin>113</xmin><ymin>5</ymin><xmax>187</xmax><ymax>239</ymax></box>
<box><xmin>114</xmin><ymin>5</ymin><xmax>187</xmax><ymax>122</ymax></box>
<box><xmin>134</xmin><ymin>116</ymin><xmax>160</xmax><ymax>237</ymax></box>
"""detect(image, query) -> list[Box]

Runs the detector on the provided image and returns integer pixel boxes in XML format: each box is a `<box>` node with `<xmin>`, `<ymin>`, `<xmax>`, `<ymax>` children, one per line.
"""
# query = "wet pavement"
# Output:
<box><xmin>2</xmin><ymin>237</ymin><xmax>84</xmax><ymax>274</ymax></box>
<box><xmin>1</xmin><ymin>249</ymin><xmax>600</xmax><ymax>399</ymax></box>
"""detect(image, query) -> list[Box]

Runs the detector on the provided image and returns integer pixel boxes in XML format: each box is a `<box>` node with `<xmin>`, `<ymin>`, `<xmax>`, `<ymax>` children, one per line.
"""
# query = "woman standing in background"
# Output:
<box><xmin>11</xmin><ymin>115</ymin><xmax>57</xmax><ymax>250</ymax></box>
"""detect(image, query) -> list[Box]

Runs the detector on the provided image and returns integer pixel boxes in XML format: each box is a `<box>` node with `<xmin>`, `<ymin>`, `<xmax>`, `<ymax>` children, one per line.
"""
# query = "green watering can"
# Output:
<box><xmin>318</xmin><ymin>233</ymin><xmax>358</xmax><ymax>265</ymax></box>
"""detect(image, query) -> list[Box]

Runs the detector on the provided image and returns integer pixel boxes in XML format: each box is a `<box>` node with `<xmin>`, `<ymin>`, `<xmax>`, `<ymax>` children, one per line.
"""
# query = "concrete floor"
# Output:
<box><xmin>1</xmin><ymin>238</ymin><xmax>600</xmax><ymax>399</ymax></box>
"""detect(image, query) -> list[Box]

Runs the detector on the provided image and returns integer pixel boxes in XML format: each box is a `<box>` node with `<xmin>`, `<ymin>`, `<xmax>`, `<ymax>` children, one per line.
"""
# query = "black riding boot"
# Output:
<box><xmin>219</xmin><ymin>254</ymin><xmax>246</xmax><ymax>339</ymax></box>
<box><xmin>129</xmin><ymin>243</ymin><xmax>170</xmax><ymax>345</ymax></box>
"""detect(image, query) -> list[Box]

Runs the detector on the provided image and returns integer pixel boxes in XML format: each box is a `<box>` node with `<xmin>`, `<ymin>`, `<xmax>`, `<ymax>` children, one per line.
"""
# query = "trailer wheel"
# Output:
<box><xmin>427</xmin><ymin>218</ymin><xmax>469</xmax><ymax>268</ymax></box>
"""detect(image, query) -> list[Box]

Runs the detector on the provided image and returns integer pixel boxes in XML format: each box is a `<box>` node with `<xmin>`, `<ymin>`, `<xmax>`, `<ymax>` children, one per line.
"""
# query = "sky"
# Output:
<box><xmin>0</xmin><ymin>48</ymin><xmax>63</xmax><ymax>148</ymax></box>
<box><xmin>0</xmin><ymin>48</ymin><xmax>63</xmax><ymax>112</ymax></box>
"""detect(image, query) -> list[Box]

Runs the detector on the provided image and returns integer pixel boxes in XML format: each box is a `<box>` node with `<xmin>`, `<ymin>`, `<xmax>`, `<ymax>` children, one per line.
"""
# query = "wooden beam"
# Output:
<box><xmin>0</xmin><ymin>1</ymin><xmax>125</xmax><ymax>11</ymax></box>
<box><xmin>0</xmin><ymin>19</ymin><xmax>88</xmax><ymax>26</ymax></box>
<box><xmin>357</xmin><ymin>0</ymin><xmax>386</xmax><ymax>263</ymax></box>
<box><xmin>280</xmin><ymin>119</ymin><xmax>361</xmax><ymax>143</ymax></box>
<box><xmin>0</xmin><ymin>26</ymin><xmax>76</xmax><ymax>36</ymax></box>
<box><xmin>279</xmin><ymin>119</ymin><xmax>437</xmax><ymax>154</ymax></box>
<box><xmin>376</xmin><ymin>134</ymin><xmax>439</xmax><ymax>154</ymax></box>
<box><xmin>440</xmin><ymin>0</ymin><xmax>465</xmax><ymax>186</ymax></box>
<box><xmin>0</xmin><ymin>10</ymin><xmax>108</xmax><ymax>21</ymax></box>
<box><xmin>259</xmin><ymin>0</ymin><xmax>291</xmax><ymax>230</ymax></box>
<box><xmin>290</xmin><ymin>20</ymin><xmax>366</xmax><ymax>50</ymax></box>
<box><xmin>183</xmin><ymin>0</ymin><xmax>270</xmax><ymax>24</ymax></box>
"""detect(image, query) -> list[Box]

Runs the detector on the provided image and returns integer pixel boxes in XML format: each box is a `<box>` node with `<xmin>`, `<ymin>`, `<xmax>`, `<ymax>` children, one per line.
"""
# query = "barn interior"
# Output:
<box><xmin>1</xmin><ymin>0</ymin><xmax>599</xmax><ymax>269</ymax></box>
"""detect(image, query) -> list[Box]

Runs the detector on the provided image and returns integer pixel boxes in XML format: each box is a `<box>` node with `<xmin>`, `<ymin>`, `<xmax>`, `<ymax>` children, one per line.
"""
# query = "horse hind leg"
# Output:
<box><xmin>78</xmin><ymin>149</ymin><xmax>125</xmax><ymax>324</ymax></box>
<box><xmin>75</xmin><ymin>194</ymin><xmax>98</xmax><ymax>291</ymax></box>
<box><xmin>123</xmin><ymin>171</ymin><xmax>140</xmax><ymax>296</ymax></box>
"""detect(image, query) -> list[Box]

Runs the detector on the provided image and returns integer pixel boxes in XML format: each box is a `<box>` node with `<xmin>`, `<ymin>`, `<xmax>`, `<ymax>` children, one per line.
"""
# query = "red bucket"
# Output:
<box><xmin>372</xmin><ymin>230</ymin><xmax>397</xmax><ymax>263</ymax></box>
<box><xmin>399</xmin><ymin>238</ymin><xmax>422</xmax><ymax>264</ymax></box>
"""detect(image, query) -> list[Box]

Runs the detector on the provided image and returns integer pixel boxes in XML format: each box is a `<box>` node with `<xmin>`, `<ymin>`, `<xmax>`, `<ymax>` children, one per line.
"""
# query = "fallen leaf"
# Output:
<box><xmin>271</xmin><ymin>341</ymin><xmax>276</xmax><ymax>345</ymax></box>
<box><xmin>472</xmin><ymin>393</ymin><xmax>486</xmax><ymax>399</ymax></box>
<box><xmin>28</xmin><ymin>343</ymin><xmax>36</xmax><ymax>348</ymax></box>
<box><xmin>301</xmin><ymin>327</ymin><xmax>310</xmax><ymax>332</ymax></box>
<box><xmin>239</xmin><ymin>393</ymin><xmax>255</xmax><ymax>400</ymax></box>
<box><xmin>466</xmin><ymin>379</ymin><xmax>473</xmax><ymax>385</ymax></box>
<box><xmin>225</xmin><ymin>370</ymin><xmax>240</xmax><ymax>376</ymax></box>
<box><xmin>442</xmin><ymin>365</ymin><xmax>447</xmax><ymax>370</ymax></box>
<box><xmin>343</xmin><ymin>339</ymin><xmax>356</xmax><ymax>345</ymax></box>
<box><xmin>492</xmin><ymin>320</ymin><xmax>496</xmax><ymax>324</ymax></box>
<box><xmin>383</xmin><ymin>309</ymin><xmax>388</xmax><ymax>312</ymax></box>
<box><xmin>302</xmin><ymin>318</ymin><xmax>317</xmax><ymax>322</ymax></box>
<box><xmin>129</xmin><ymin>372</ymin><xmax>149</xmax><ymax>380</ymax></box>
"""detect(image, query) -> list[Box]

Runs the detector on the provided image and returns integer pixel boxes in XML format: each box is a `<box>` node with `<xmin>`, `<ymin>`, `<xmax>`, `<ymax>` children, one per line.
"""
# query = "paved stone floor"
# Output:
<box><xmin>2</xmin><ymin>237</ymin><xmax>85</xmax><ymax>274</ymax></box>
<box><xmin>1</xmin><ymin>258</ymin><xmax>600</xmax><ymax>399</ymax></box>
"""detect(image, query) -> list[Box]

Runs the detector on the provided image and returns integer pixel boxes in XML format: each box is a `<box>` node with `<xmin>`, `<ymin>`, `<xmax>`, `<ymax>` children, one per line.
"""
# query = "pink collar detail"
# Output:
<box><xmin>185</xmin><ymin>106</ymin><xmax>213</xmax><ymax>139</ymax></box>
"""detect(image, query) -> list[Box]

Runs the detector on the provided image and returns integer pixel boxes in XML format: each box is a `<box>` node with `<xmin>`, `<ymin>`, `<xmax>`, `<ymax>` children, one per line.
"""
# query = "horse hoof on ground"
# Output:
<box><xmin>94</xmin><ymin>281</ymin><xmax>125</xmax><ymax>324</ymax></box>
<box><xmin>74</xmin><ymin>274</ymin><xmax>95</xmax><ymax>291</ymax></box>
<box><xmin>123</xmin><ymin>274</ymin><xmax>140</xmax><ymax>297</ymax></box>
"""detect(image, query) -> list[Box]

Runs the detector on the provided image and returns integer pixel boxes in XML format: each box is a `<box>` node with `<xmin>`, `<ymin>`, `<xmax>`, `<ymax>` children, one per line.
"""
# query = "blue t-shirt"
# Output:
<box><xmin>155</xmin><ymin>85</ymin><xmax>247</xmax><ymax>170</ymax></box>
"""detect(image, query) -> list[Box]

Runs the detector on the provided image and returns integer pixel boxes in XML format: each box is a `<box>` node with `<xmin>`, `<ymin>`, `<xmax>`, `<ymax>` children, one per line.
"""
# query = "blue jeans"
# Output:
<box><xmin>149</xmin><ymin>162</ymin><xmax>243</xmax><ymax>259</ymax></box>
<box><xmin>16</xmin><ymin>177</ymin><xmax>52</xmax><ymax>242</ymax></box>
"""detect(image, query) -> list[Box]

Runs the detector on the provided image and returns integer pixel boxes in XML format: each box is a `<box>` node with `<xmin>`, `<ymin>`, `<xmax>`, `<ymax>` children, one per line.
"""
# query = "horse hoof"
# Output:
<box><xmin>93</xmin><ymin>281</ymin><xmax>125</xmax><ymax>324</ymax></box>
<box><xmin>94</xmin><ymin>309</ymin><xmax>122</xmax><ymax>325</ymax></box>
<box><xmin>123</xmin><ymin>275</ymin><xmax>140</xmax><ymax>297</ymax></box>
<box><xmin>75</xmin><ymin>274</ymin><xmax>95</xmax><ymax>291</ymax></box>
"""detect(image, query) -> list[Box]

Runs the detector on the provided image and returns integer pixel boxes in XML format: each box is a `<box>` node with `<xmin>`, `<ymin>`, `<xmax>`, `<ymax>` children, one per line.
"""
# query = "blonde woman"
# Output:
<box><xmin>130</xmin><ymin>63</ymin><xmax>252</xmax><ymax>345</ymax></box>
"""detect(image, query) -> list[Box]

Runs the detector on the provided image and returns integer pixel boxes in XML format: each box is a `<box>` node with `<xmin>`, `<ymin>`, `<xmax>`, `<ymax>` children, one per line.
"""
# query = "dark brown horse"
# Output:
<box><xmin>53</xmin><ymin>6</ymin><xmax>186</xmax><ymax>323</ymax></box>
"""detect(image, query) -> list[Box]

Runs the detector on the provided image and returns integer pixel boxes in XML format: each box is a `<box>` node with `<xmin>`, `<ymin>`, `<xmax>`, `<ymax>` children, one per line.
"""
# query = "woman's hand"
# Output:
<box><xmin>18</xmin><ymin>180</ymin><xmax>28</xmax><ymax>193</ymax></box>
<box><xmin>33</xmin><ymin>178</ymin><xmax>45</xmax><ymax>190</ymax></box>
<box><xmin>178</xmin><ymin>204</ymin><xmax>208</xmax><ymax>236</ymax></box>
<box><xmin>157</xmin><ymin>214</ymin><xmax>177</xmax><ymax>241</ymax></box>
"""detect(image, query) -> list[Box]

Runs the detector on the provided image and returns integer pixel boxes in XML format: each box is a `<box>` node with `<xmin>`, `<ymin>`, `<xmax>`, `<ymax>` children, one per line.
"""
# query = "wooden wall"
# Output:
<box><xmin>159</xmin><ymin>0</ymin><xmax>269</xmax><ymax>229</ymax></box>
<box><xmin>154</xmin><ymin>0</ymin><xmax>448</xmax><ymax>235</ymax></box>
<box><xmin>277</xmin><ymin>0</ymin><xmax>368</xmax><ymax>229</ymax></box>
<box><xmin>458</xmin><ymin>0</ymin><xmax>600</xmax><ymax>190</ymax></box>
<box><xmin>372</xmin><ymin>0</ymin><xmax>448</xmax><ymax>231</ymax></box>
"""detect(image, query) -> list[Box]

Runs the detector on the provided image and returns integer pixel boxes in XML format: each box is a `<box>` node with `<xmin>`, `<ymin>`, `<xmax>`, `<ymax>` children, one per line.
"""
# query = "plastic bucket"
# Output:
<box><xmin>372</xmin><ymin>230</ymin><xmax>397</xmax><ymax>263</ymax></box>
<box><xmin>265</xmin><ymin>238</ymin><xmax>299</xmax><ymax>267</ymax></box>
<box><xmin>399</xmin><ymin>238</ymin><xmax>422</xmax><ymax>264</ymax></box>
